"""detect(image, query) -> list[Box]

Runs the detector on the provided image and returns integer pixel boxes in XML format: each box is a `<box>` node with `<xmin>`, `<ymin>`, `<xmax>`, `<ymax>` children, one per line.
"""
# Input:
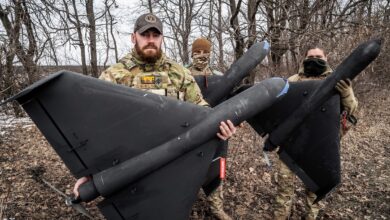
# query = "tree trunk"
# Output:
<box><xmin>246</xmin><ymin>0</ymin><xmax>261</xmax><ymax>83</ymax></box>
<box><xmin>216</xmin><ymin>0</ymin><xmax>224</xmax><ymax>71</ymax></box>
<box><xmin>229</xmin><ymin>0</ymin><xmax>244</xmax><ymax>60</ymax></box>
<box><xmin>0</xmin><ymin>1</ymin><xmax>39</xmax><ymax>85</ymax></box>
<box><xmin>68</xmin><ymin>0</ymin><xmax>88</xmax><ymax>75</ymax></box>
<box><xmin>86</xmin><ymin>0</ymin><xmax>98</xmax><ymax>77</ymax></box>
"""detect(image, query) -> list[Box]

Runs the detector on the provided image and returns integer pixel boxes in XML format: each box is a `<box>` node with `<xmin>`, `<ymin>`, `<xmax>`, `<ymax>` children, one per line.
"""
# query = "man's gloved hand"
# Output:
<box><xmin>335</xmin><ymin>79</ymin><xmax>358</xmax><ymax>114</ymax></box>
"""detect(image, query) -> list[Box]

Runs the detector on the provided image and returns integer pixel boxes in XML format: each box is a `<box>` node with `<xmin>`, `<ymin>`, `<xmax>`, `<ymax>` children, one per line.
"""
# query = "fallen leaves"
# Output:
<box><xmin>1</xmin><ymin>84</ymin><xmax>389</xmax><ymax>220</ymax></box>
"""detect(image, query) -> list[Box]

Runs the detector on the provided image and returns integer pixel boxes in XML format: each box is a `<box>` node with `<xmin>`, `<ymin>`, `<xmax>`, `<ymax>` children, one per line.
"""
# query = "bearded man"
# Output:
<box><xmin>72</xmin><ymin>13</ymin><xmax>237</xmax><ymax>213</ymax></box>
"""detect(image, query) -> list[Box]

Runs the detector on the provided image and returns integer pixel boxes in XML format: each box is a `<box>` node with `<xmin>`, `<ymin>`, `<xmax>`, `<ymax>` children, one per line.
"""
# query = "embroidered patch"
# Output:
<box><xmin>145</xmin><ymin>15</ymin><xmax>156</xmax><ymax>23</ymax></box>
<box><xmin>141</xmin><ymin>75</ymin><xmax>155</xmax><ymax>84</ymax></box>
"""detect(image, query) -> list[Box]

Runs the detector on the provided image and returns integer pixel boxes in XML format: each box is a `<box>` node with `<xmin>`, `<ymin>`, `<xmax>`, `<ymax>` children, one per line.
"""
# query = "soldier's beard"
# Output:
<box><xmin>135</xmin><ymin>42</ymin><xmax>162</xmax><ymax>63</ymax></box>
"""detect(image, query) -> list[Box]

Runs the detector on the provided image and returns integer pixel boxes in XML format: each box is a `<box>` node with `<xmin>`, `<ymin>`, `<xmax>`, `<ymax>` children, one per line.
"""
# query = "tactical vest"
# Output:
<box><xmin>120</xmin><ymin>55</ymin><xmax>185</xmax><ymax>100</ymax></box>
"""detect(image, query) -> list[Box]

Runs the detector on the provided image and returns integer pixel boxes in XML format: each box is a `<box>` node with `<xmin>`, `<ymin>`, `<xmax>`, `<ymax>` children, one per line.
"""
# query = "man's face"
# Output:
<box><xmin>132</xmin><ymin>29</ymin><xmax>163</xmax><ymax>63</ymax></box>
<box><xmin>306</xmin><ymin>48</ymin><xmax>327</xmax><ymax>61</ymax></box>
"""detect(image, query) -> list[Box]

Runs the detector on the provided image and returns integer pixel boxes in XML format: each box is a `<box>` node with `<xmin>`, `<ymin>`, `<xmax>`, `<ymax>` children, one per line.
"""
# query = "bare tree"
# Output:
<box><xmin>70</xmin><ymin>0</ymin><xmax>88</xmax><ymax>74</ymax></box>
<box><xmin>215</xmin><ymin>0</ymin><xmax>225</xmax><ymax>70</ymax></box>
<box><xmin>0</xmin><ymin>1</ymin><xmax>39</xmax><ymax>84</ymax></box>
<box><xmin>103</xmin><ymin>0</ymin><xmax>119</xmax><ymax>67</ymax></box>
<box><xmin>229</xmin><ymin>0</ymin><xmax>245</xmax><ymax>60</ymax></box>
<box><xmin>0</xmin><ymin>39</ymin><xmax>23</xmax><ymax>116</ymax></box>
<box><xmin>86</xmin><ymin>0</ymin><xmax>98</xmax><ymax>77</ymax></box>
<box><xmin>152</xmin><ymin>0</ymin><xmax>208</xmax><ymax>64</ymax></box>
<box><xmin>247</xmin><ymin>0</ymin><xmax>261</xmax><ymax>48</ymax></box>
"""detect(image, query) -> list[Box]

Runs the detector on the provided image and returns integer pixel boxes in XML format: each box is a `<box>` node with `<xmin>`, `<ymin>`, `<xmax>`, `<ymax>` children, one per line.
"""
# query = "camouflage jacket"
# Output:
<box><xmin>187</xmin><ymin>64</ymin><xmax>223</xmax><ymax>76</ymax></box>
<box><xmin>99</xmin><ymin>49</ymin><xmax>208</xmax><ymax>106</ymax></box>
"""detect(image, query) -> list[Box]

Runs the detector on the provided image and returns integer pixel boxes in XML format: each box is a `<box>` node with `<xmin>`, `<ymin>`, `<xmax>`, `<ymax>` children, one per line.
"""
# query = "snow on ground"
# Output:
<box><xmin>0</xmin><ymin>112</ymin><xmax>33</xmax><ymax>135</ymax></box>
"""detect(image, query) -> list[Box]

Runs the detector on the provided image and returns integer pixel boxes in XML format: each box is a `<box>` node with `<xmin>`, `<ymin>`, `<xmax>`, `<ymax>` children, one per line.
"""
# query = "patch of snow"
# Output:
<box><xmin>0</xmin><ymin>112</ymin><xmax>33</xmax><ymax>131</ymax></box>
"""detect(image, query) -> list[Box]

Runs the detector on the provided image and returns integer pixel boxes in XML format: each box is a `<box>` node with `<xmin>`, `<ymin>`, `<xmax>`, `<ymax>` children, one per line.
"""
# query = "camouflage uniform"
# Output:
<box><xmin>187</xmin><ymin>52</ymin><xmax>223</xmax><ymax>77</ymax></box>
<box><xmin>273</xmin><ymin>65</ymin><xmax>358</xmax><ymax>220</ymax></box>
<box><xmin>188</xmin><ymin>52</ymin><xmax>231</xmax><ymax>220</ymax></box>
<box><xmin>99</xmin><ymin>49</ymin><xmax>208</xmax><ymax>106</ymax></box>
<box><xmin>101</xmin><ymin>49</ymin><xmax>229</xmax><ymax>219</ymax></box>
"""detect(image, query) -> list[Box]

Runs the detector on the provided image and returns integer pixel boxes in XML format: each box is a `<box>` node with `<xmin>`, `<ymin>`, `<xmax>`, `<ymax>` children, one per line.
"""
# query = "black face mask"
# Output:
<box><xmin>303</xmin><ymin>58</ymin><xmax>327</xmax><ymax>76</ymax></box>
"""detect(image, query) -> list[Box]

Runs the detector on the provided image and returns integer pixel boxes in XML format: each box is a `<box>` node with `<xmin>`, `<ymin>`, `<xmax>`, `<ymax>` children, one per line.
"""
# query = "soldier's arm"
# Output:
<box><xmin>335</xmin><ymin>79</ymin><xmax>358</xmax><ymax>115</ymax></box>
<box><xmin>181</xmin><ymin>67</ymin><xmax>209</xmax><ymax>106</ymax></box>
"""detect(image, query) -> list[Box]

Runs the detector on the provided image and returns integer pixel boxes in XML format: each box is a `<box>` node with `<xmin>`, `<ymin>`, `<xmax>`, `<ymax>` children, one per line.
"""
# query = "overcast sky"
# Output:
<box><xmin>89</xmin><ymin>0</ymin><xmax>146</xmax><ymax>66</ymax></box>
<box><xmin>42</xmin><ymin>0</ymin><xmax>149</xmax><ymax>66</ymax></box>
<box><xmin>0</xmin><ymin>0</ymin><xmax>230</xmax><ymax>66</ymax></box>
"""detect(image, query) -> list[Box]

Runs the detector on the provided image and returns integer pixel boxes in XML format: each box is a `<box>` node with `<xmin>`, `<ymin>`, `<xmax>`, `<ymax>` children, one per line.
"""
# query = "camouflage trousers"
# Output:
<box><xmin>206</xmin><ymin>184</ymin><xmax>232</xmax><ymax>220</ymax></box>
<box><xmin>273</xmin><ymin>161</ymin><xmax>322</xmax><ymax>220</ymax></box>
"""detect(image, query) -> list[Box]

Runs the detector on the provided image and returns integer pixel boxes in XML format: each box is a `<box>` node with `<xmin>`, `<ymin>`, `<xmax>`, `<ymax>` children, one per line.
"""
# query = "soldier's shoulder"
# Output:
<box><xmin>101</xmin><ymin>54</ymin><xmax>136</xmax><ymax>77</ymax></box>
<box><xmin>108</xmin><ymin>62</ymin><xmax>126</xmax><ymax>70</ymax></box>
<box><xmin>118</xmin><ymin>53</ymin><xmax>138</xmax><ymax>70</ymax></box>
<box><xmin>101</xmin><ymin>62</ymin><xmax>126</xmax><ymax>76</ymax></box>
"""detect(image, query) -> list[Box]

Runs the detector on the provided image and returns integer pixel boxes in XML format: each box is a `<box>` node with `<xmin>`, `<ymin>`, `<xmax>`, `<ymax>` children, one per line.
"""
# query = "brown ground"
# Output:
<box><xmin>0</xmin><ymin>75</ymin><xmax>389</xmax><ymax>219</ymax></box>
